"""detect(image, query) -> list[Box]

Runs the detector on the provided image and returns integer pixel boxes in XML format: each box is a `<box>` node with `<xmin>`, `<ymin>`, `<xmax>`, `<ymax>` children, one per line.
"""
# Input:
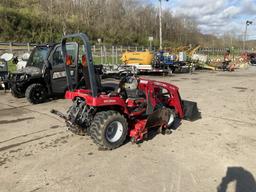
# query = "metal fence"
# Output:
<box><xmin>91</xmin><ymin>45</ymin><xmax>156</xmax><ymax>64</ymax></box>
<box><xmin>0</xmin><ymin>42</ymin><xmax>37</xmax><ymax>52</ymax></box>
<box><xmin>0</xmin><ymin>42</ymin><xmax>154</xmax><ymax>64</ymax></box>
<box><xmin>0</xmin><ymin>42</ymin><xmax>253</xmax><ymax>64</ymax></box>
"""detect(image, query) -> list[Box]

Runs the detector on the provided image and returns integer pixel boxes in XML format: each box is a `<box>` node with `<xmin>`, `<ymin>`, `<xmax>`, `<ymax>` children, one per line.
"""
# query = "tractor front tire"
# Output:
<box><xmin>25</xmin><ymin>83</ymin><xmax>47</xmax><ymax>104</ymax></box>
<box><xmin>90</xmin><ymin>110</ymin><xmax>128</xmax><ymax>150</ymax></box>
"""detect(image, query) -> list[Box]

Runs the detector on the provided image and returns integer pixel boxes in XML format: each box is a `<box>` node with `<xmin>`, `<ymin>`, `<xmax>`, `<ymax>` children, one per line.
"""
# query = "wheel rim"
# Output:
<box><xmin>33</xmin><ymin>87</ymin><xmax>45</xmax><ymax>102</ymax></box>
<box><xmin>106</xmin><ymin>121</ymin><xmax>124</xmax><ymax>143</ymax></box>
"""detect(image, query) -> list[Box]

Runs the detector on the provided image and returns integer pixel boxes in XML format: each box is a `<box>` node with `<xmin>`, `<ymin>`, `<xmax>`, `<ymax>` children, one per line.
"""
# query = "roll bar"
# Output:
<box><xmin>61</xmin><ymin>33</ymin><xmax>98</xmax><ymax>97</ymax></box>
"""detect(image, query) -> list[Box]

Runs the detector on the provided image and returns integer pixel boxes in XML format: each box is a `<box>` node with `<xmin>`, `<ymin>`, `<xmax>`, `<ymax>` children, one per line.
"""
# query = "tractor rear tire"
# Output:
<box><xmin>89</xmin><ymin>110</ymin><xmax>128</xmax><ymax>150</ymax></box>
<box><xmin>25</xmin><ymin>83</ymin><xmax>47</xmax><ymax>104</ymax></box>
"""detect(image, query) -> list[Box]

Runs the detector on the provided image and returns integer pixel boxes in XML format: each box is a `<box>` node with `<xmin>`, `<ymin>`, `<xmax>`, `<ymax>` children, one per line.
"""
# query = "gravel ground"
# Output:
<box><xmin>0</xmin><ymin>67</ymin><xmax>256</xmax><ymax>192</ymax></box>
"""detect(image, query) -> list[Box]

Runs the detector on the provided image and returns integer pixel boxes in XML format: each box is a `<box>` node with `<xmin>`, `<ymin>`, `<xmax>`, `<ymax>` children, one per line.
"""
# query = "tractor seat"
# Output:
<box><xmin>101</xmin><ymin>82</ymin><xmax>119</xmax><ymax>91</ymax></box>
<box><xmin>101</xmin><ymin>81</ymin><xmax>119</xmax><ymax>93</ymax></box>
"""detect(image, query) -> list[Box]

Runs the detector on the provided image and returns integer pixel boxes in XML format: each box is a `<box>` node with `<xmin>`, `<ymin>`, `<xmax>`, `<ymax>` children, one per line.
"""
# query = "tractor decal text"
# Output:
<box><xmin>103</xmin><ymin>100</ymin><xmax>116</xmax><ymax>103</ymax></box>
<box><xmin>140</xmin><ymin>80</ymin><xmax>148</xmax><ymax>84</ymax></box>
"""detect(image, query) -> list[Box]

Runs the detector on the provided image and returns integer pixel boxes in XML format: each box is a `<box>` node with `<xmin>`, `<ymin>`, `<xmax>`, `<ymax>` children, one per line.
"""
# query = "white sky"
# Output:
<box><xmin>147</xmin><ymin>0</ymin><xmax>256</xmax><ymax>39</ymax></box>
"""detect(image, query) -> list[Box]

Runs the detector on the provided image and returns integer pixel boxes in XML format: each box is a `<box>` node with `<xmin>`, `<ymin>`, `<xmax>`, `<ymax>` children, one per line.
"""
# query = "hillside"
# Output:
<box><xmin>0</xmin><ymin>0</ymin><xmax>251</xmax><ymax>49</ymax></box>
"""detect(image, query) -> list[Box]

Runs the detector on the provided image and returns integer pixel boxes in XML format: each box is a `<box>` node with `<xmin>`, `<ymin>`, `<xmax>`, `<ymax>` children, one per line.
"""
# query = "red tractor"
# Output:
<box><xmin>51</xmin><ymin>33</ymin><xmax>199</xmax><ymax>150</ymax></box>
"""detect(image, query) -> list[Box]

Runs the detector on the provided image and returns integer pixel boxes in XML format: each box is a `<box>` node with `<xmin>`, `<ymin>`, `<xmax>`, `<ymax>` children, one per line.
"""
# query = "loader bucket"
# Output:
<box><xmin>182</xmin><ymin>100</ymin><xmax>201</xmax><ymax>121</ymax></box>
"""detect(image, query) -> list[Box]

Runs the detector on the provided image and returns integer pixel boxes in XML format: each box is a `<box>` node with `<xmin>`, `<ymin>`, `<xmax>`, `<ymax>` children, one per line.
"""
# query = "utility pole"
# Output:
<box><xmin>50</xmin><ymin>0</ymin><xmax>53</xmax><ymax>42</ymax></box>
<box><xmin>158</xmin><ymin>0</ymin><xmax>169</xmax><ymax>50</ymax></box>
<box><xmin>159</xmin><ymin>0</ymin><xmax>163</xmax><ymax>50</ymax></box>
<box><xmin>243</xmin><ymin>20</ymin><xmax>253</xmax><ymax>51</ymax></box>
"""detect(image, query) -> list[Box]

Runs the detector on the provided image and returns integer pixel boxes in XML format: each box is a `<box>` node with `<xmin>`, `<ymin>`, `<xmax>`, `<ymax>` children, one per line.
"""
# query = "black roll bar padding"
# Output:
<box><xmin>61</xmin><ymin>38</ymin><xmax>73</xmax><ymax>92</ymax></box>
<box><xmin>61</xmin><ymin>33</ymin><xmax>98</xmax><ymax>97</ymax></box>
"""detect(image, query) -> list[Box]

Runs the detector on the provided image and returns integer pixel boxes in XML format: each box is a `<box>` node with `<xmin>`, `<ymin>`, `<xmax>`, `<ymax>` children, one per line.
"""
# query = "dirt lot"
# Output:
<box><xmin>0</xmin><ymin>68</ymin><xmax>256</xmax><ymax>192</ymax></box>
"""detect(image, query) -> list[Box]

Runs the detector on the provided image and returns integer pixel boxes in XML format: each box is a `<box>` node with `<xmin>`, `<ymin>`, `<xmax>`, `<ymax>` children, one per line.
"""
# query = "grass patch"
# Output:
<box><xmin>93</xmin><ymin>56</ymin><xmax>122</xmax><ymax>65</ymax></box>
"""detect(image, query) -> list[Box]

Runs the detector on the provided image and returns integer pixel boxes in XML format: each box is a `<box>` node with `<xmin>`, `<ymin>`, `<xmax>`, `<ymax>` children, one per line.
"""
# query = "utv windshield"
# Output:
<box><xmin>26</xmin><ymin>46</ymin><xmax>49</xmax><ymax>69</ymax></box>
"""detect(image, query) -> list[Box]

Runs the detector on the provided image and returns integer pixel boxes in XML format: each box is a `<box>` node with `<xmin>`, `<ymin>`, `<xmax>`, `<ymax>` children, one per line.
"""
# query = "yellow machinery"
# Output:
<box><xmin>120</xmin><ymin>45</ymin><xmax>206</xmax><ymax>73</ymax></box>
<box><xmin>187</xmin><ymin>45</ymin><xmax>200</xmax><ymax>57</ymax></box>
<box><xmin>121</xmin><ymin>50</ymin><xmax>154</xmax><ymax>65</ymax></box>
<box><xmin>172</xmin><ymin>46</ymin><xmax>190</xmax><ymax>54</ymax></box>
<box><xmin>121</xmin><ymin>45</ymin><xmax>200</xmax><ymax>65</ymax></box>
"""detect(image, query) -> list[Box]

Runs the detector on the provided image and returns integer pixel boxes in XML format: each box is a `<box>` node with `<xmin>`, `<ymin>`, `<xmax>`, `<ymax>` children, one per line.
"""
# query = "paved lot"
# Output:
<box><xmin>0</xmin><ymin>68</ymin><xmax>256</xmax><ymax>192</ymax></box>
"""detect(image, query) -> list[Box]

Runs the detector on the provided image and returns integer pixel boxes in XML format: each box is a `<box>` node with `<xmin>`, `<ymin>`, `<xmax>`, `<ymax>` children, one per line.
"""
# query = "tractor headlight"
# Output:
<box><xmin>19</xmin><ymin>74</ymin><xmax>28</xmax><ymax>81</ymax></box>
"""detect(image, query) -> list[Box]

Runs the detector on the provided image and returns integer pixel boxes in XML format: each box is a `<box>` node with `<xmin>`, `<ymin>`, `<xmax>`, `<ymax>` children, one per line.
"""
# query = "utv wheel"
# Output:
<box><xmin>25</xmin><ymin>83</ymin><xmax>47</xmax><ymax>104</ymax></box>
<box><xmin>11</xmin><ymin>88</ymin><xmax>24</xmax><ymax>98</ymax></box>
<box><xmin>90</xmin><ymin>111</ymin><xmax>128</xmax><ymax>150</ymax></box>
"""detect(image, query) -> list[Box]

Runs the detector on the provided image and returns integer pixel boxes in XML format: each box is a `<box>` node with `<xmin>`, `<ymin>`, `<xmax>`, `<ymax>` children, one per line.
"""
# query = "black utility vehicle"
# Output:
<box><xmin>0</xmin><ymin>59</ymin><xmax>9</xmax><ymax>90</ymax></box>
<box><xmin>9</xmin><ymin>43</ymin><xmax>79</xmax><ymax>104</ymax></box>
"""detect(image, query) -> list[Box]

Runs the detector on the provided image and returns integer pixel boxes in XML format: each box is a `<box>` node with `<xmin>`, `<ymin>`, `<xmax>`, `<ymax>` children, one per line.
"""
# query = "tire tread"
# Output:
<box><xmin>25</xmin><ymin>83</ymin><xmax>47</xmax><ymax>104</ymax></box>
<box><xmin>89</xmin><ymin>110</ymin><xmax>128</xmax><ymax>150</ymax></box>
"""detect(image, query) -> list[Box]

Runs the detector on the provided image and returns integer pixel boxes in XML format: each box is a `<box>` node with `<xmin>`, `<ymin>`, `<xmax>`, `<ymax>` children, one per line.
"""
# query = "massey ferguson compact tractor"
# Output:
<box><xmin>52</xmin><ymin>33</ymin><xmax>199</xmax><ymax>150</ymax></box>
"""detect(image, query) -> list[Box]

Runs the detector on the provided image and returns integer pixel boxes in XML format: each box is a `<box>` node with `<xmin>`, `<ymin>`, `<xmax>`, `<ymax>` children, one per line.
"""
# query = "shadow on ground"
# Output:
<box><xmin>217</xmin><ymin>167</ymin><xmax>256</xmax><ymax>192</ymax></box>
